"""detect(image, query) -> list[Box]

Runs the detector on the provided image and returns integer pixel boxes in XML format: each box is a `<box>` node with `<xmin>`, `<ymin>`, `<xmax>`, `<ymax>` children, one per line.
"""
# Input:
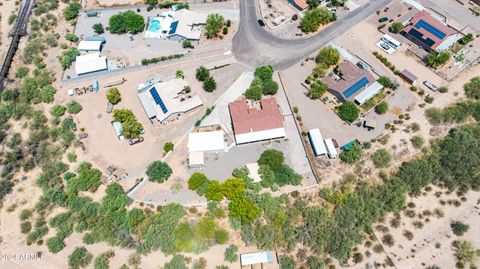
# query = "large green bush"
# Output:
<box><xmin>146</xmin><ymin>161</ymin><xmax>172</xmax><ymax>183</ymax></box>
<box><xmin>109</xmin><ymin>11</ymin><xmax>145</xmax><ymax>34</ymax></box>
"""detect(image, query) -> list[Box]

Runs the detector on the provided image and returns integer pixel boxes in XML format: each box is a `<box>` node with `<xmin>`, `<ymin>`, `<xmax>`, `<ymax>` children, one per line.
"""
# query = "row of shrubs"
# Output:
<box><xmin>372</xmin><ymin>51</ymin><xmax>401</xmax><ymax>75</ymax></box>
<box><xmin>141</xmin><ymin>54</ymin><xmax>184</xmax><ymax>65</ymax></box>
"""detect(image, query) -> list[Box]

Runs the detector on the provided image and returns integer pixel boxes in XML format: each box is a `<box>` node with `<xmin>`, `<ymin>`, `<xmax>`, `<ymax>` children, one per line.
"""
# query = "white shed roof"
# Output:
<box><xmin>75</xmin><ymin>53</ymin><xmax>107</xmax><ymax>75</ymax></box>
<box><xmin>308</xmin><ymin>128</ymin><xmax>327</xmax><ymax>156</ymax></box>
<box><xmin>78</xmin><ymin>40</ymin><xmax>103</xmax><ymax>51</ymax></box>
<box><xmin>188</xmin><ymin>131</ymin><xmax>225</xmax><ymax>152</ymax></box>
<box><xmin>189</xmin><ymin>151</ymin><xmax>204</xmax><ymax>167</ymax></box>
<box><xmin>354</xmin><ymin>81</ymin><xmax>383</xmax><ymax>105</ymax></box>
<box><xmin>240</xmin><ymin>251</ymin><xmax>273</xmax><ymax>266</ymax></box>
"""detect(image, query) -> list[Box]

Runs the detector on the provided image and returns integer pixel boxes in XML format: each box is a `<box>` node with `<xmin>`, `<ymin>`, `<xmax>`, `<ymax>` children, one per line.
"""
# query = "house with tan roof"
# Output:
<box><xmin>228</xmin><ymin>97</ymin><xmax>286</xmax><ymax>145</ymax></box>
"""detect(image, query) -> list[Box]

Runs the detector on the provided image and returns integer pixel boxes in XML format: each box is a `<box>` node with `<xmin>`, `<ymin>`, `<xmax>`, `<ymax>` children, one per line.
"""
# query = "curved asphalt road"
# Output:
<box><xmin>232</xmin><ymin>0</ymin><xmax>394</xmax><ymax>70</ymax></box>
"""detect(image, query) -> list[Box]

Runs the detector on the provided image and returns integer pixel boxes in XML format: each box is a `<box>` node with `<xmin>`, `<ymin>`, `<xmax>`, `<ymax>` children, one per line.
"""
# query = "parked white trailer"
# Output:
<box><xmin>324</xmin><ymin>138</ymin><xmax>337</xmax><ymax>159</ymax></box>
<box><xmin>308</xmin><ymin>129</ymin><xmax>327</xmax><ymax>156</ymax></box>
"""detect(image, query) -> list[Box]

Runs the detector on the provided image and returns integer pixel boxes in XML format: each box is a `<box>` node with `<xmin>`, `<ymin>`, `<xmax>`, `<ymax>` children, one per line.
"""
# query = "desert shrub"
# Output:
<box><xmin>340</xmin><ymin>143</ymin><xmax>363</xmax><ymax>164</ymax></box>
<box><xmin>410</xmin><ymin>135</ymin><xmax>425</xmax><ymax>149</ymax></box>
<box><xmin>451</xmin><ymin>221</ymin><xmax>469</xmax><ymax>236</ymax></box>
<box><xmin>224</xmin><ymin>244</ymin><xmax>238</xmax><ymax>263</ymax></box>
<box><xmin>68</xmin><ymin>247</ymin><xmax>93</xmax><ymax>269</ymax></box>
<box><xmin>375</xmin><ymin>101</ymin><xmax>389</xmax><ymax>114</ymax></box>
<box><xmin>372</xmin><ymin>149</ymin><xmax>392</xmax><ymax>168</ymax></box>
<box><xmin>66</xmin><ymin>101</ymin><xmax>82</xmax><ymax>114</ymax></box>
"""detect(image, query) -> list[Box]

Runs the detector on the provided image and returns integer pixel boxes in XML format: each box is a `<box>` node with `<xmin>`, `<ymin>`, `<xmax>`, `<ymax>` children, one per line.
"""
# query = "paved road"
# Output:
<box><xmin>232</xmin><ymin>0</ymin><xmax>394</xmax><ymax>70</ymax></box>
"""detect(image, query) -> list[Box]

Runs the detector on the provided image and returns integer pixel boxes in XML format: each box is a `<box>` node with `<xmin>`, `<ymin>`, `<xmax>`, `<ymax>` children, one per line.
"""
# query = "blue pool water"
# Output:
<box><xmin>149</xmin><ymin>20</ymin><xmax>160</xmax><ymax>32</ymax></box>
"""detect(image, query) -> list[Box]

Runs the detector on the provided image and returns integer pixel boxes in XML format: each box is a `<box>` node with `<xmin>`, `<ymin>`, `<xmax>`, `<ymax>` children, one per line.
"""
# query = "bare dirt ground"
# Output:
<box><xmin>352</xmin><ymin>187</ymin><xmax>480</xmax><ymax>269</ymax></box>
<box><xmin>0</xmin><ymin>0</ymin><xmax>19</xmax><ymax>60</ymax></box>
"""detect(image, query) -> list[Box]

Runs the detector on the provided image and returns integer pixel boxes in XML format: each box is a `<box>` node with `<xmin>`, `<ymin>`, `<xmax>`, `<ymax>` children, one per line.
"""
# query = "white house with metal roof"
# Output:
<box><xmin>137</xmin><ymin>78</ymin><xmax>202</xmax><ymax>123</ymax></box>
<box><xmin>75</xmin><ymin>53</ymin><xmax>107</xmax><ymax>76</ymax></box>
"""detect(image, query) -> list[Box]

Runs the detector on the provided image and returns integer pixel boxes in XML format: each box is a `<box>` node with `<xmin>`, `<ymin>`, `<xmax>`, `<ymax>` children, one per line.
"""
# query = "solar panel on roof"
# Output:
<box><xmin>415</xmin><ymin>20</ymin><xmax>446</xmax><ymax>39</ymax></box>
<box><xmin>168</xmin><ymin>21</ymin><xmax>179</xmax><ymax>35</ymax></box>
<box><xmin>343</xmin><ymin>77</ymin><xmax>369</xmax><ymax>98</ymax></box>
<box><xmin>408</xmin><ymin>28</ymin><xmax>435</xmax><ymax>47</ymax></box>
<box><xmin>149</xmin><ymin>87</ymin><xmax>168</xmax><ymax>114</ymax></box>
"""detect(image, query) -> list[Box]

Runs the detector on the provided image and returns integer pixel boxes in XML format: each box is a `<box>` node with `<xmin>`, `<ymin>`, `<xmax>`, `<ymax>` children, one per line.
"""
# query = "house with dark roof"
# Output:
<box><xmin>321</xmin><ymin>61</ymin><xmax>383</xmax><ymax>105</ymax></box>
<box><xmin>403</xmin><ymin>10</ymin><xmax>462</xmax><ymax>52</ymax></box>
<box><xmin>228</xmin><ymin>97</ymin><xmax>286</xmax><ymax>144</ymax></box>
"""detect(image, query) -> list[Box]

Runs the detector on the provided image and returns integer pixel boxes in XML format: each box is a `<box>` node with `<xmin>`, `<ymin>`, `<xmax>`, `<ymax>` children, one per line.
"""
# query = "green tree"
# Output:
<box><xmin>224</xmin><ymin>245</ymin><xmax>238</xmax><ymax>263</ymax></box>
<box><xmin>109</xmin><ymin>11</ymin><xmax>145</xmax><ymax>34</ymax></box>
<box><xmin>245</xmin><ymin>83</ymin><xmax>262</xmax><ymax>101</ymax></box>
<box><xmin>68</xmin><ymin>247</ymin><xmax>93</xmax><ymax>269</ymax></box>
<box><xmin>182</xmin><ymin>39</ymin><xmax>192</xmax><ymax>48</ymax></box>
<box><xmin>372</xmin><ymin>149</ymin><xmax>392</xmax><ymax>168</ymax></box>
<box><xmin>426</xmin><ymin>51</ymin><xmax>450</xmax><ymax>68</ymax></box>
<box><xmin>389</xmin><ymin>21</ymin><xmax>404</xmax><ymax>33</ymax></box>
<box><xmin>205</xmin><ymin>14</ymin><xmax>224</xmax><ymax>38</ymax></box>
<box><xmin>146</xmin><ymin>161</ymin><xmax>172</xmax><ymax>183</ymax></box>
<box><xmin>176</xmin><ymin>70</ymin><xmax>184</xmax><ymax>79</ymax></box>
<box><xmin>316</xmin><ymin>46</ymin><xmax>340</xmax><ymax>67</ymax></box>
<box><xmin>51</xmin><ymin>105</ymin><xmax>66</xmax><ymax>117</ymax></box>
<box><xmin>40</xmin><ymin>85</ymin><xmax>56</xmax><ymax>103</ymax></box>
<box><xmin>63</xmin><ymin>2</ymin><xmax>81</xmax><ymax>21</ymax></box>
<box><xmin>279</xmin><ymin>255</ymin><xmax>296</xmax><ymax>269</ymax></box>
<box><xmin>258</xmin><ymin>149</ymin><xmax>285</xmax><ymax>171</ymax></box>
<box><xmin>410</xmin><ymin>135</ymin><xmax>425</xmax><ymax>149</ymax></box>
<box><xmin>203</xmin><ymin>77</ymin><xmax>217</xmax><ymax>92</ymax></box>
<box><xmin>464</xmin><ymin>76</ymin><xmax>480</xmax><ymax>100</ymax></box>
<box><xmin>163</xmin><ymin>142</ymin><xmax>174</xmax><ymax>153</ymax></box>
<box><xmin>188</xmin><ymin>173</ymin><xmax>209</xmax><ymax>190</ymax></box>
<box><xmin>262</xmin><ymin>79</ymin><xmax>278</xmax><ymax>95</ymax></box>
<box><xmin>307</xmin><ymin>0</ymin><xmax>319</xmax><ymax>7</ymax></box>
<box><xmin>92</xmin><ymin>23</ymin><xmax>104</xmax><ymax>34</ymax></box>
<box><xmin>15</xmin><ymin>66</ymin><xmax>30</xmax><ymax>78</ymax></box>
<box><xmin>451</xmin><ymin>221</ymin><xmax>469</xmax><ymax>236</ymax></box>
<box><xmin>106</xmin><ymin>88</ymin><xmax>121</xmax><ymax>104</ymax></box>
<box><xmin>338</xmin><ymin>101</ymin><xmax>360</xmax><ymax>123</ymax></box>
<box><xmin>375</xmin><ymin>101</ymin><xmax>389</xmax><ymax>114</ymax></box>
<box><xmin>254</xmin><ymin>66</ymin><xmax>274</xmax><ymax>81</ymax></box>
<box><xmin>228</xmin><ymin>195</ymin><xmax>260</xmax><ymax>224</ymax></box>
<box><xmin>164</xmin><ymin>255</ymin><xmax>188</xmax><ymax>269</ymax></box>
<box><xmin>205</xmin><ymin>181</ymin><xmax>224</xmax><ymax>201</ymax></box>
<box><xmin>196</xmin><ymin>66</ymin><xmax>210</xmax><ymax>81</ymax></box>
<box><xmin>340</xmin><ymin>143</ymin><xmax>363</xmax><ymax>164</ymax></box>
<box><xmin>113</xmin><ymin>109</ymin><xmax>143</xmax><ymax>138</ymax></box>
<box><xmin>66</xmin><ymin>33</ymin><xmax>79</xmax><ymax>42</ymax></box>
<box><xmin>59</xmin><ymin>48</ymin><xmax>79</xmax><ymax>70</ymax></box>
<box><xmin>453</xmin><ymin>240</ymin><xmax>478</xmax><ymax>267</ymax></box>
<box><xmin>46</xmin><ymin>236</ymin><xmax>66</xmax><ymax>253</ymax></box>
<box><xmin>307</xmin><ymin>80</ymin><xmax>328</xmax><ymax>99</ymax></box>
<box><xmin>300</xmin><ymin>7</ymin><xmax>336</xmax><ymax>33</ymax></box>
<box><xmin>66</xmin><ymin>101</ymin><xmax>83</xmax><ymax>114</ymax></box>
<box><xmin>377</xmin><ymin>76</ymin><xmax>393</xmax><ymax>88</ymax></box>
<box><xmin>94</xmin><ymin>251</ymin><xmax>114</xmax><ymax>269</ymax></box>
<box><xmin>306</xmin><ymin>256</ymin><xmax>324</xmax><ymax>269</ymax></box>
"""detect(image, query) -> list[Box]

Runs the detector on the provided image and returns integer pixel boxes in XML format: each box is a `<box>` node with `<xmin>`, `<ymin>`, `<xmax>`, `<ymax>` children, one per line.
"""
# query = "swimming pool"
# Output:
<box><xmin>149</xmin><ymin>20</ymin><xmax>160</xmax><ymax>32</ymax></box>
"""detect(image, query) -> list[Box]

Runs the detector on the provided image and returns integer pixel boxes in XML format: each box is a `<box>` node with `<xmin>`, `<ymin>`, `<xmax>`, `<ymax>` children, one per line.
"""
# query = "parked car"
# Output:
<box><xmin>356</xmin><ymin>61</ymin><xmax>368</xmax><ymax>70</ymax></box>
<box><xmin>378</xmin><ymin>17</ymin><xmax>388</xmax><ymax>23</ymax></box>
<box><xmin>423</xmin><ymin>80</ymin><xmax>438</xmax><ymax>92</ymax></box>
<box><xmin>380</xmin><ymin>42</ymin><xmax>391</xmax><ymax>50</ymax></box>
<box><xmin>363</xmin><ymin>120</ymin><xmax>376</xmax><ymax>131</ymax></box>
<box><xmin>258</xmin><ymin>19</ymin><xmax>265</xmax><ymax>27</ymax></box>
<box><xmin>329</xmin><ymin>9</ymin><xmax>337</xmax><ymax>14</ymax></box>
<box><xmin>129</xmin><ymin>137</ymin><xmax>144</xmax><ymax>146</ymax></box>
